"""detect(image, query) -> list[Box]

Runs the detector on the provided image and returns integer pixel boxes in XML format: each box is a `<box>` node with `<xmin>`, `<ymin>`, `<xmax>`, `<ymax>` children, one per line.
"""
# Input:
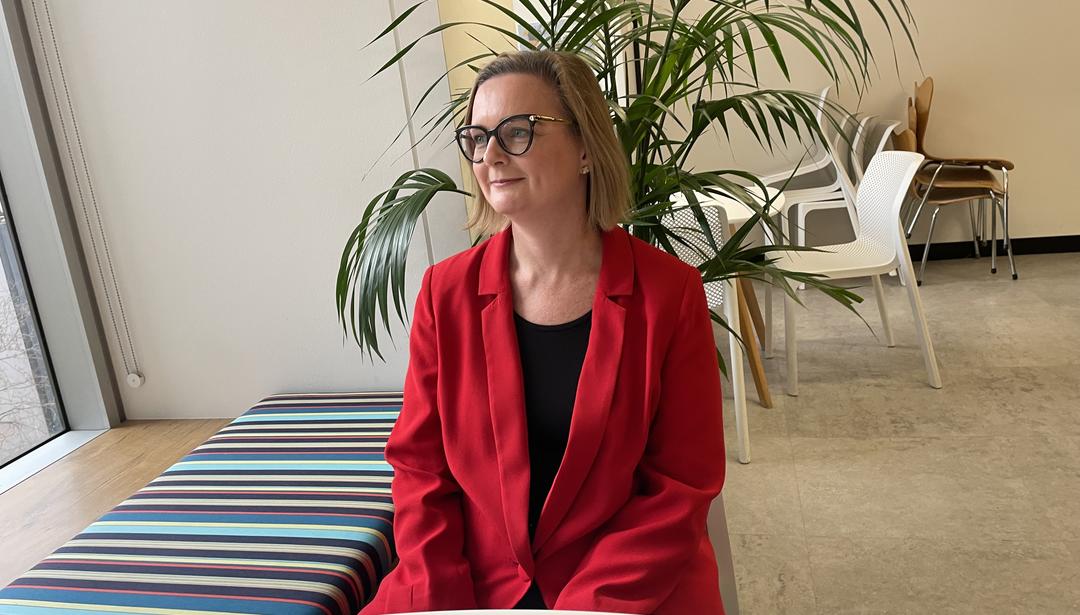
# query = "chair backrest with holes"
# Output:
<box><xmin>854</xmin><ymin>151</ymin><xmax>925</xmax><ymax>254</ymax></box>
<box><xmin>662</xmin><ymin>202</ymin><xmax>730</xmax><ymax>309</ymax></box>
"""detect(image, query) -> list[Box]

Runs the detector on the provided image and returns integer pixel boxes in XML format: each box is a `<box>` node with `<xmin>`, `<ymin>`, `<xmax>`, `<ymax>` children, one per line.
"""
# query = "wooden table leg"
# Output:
<box><xmin>738</xmin><ymin>277</ymin><xmax>768</xmax><ymax>351</ymax></box>
<box><xmin>728</xmin><ymin>222</ymin><xmax>770</xmax><ymax>353</ymax></box>
<box><xmin>736</xmin><ymin>278</ymin><xmax>773</xmax><ymax>409</ymax></box>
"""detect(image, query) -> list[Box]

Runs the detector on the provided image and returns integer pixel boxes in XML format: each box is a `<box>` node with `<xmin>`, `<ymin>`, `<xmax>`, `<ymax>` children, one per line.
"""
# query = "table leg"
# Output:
<box><xmin>736</xmin><ymin>278</ymin><xmax>773</xmax><ymax>409</ymax></box>
<box><xmin>727</xmin><ymin>221</ymin><xmax>771</xmax><ymax>356</ymax></box>
<box><xmin>738</xmin><ymin>277</ymin><xmax>768</xmax><ymax>351</ymax></box>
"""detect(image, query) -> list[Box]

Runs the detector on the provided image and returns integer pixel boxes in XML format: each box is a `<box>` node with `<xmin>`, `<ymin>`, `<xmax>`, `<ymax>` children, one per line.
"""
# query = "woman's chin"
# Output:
<box><xmin>488</xmin><ymin>200</ymin><xmax>525</xmax><ymax>216</ymax></box>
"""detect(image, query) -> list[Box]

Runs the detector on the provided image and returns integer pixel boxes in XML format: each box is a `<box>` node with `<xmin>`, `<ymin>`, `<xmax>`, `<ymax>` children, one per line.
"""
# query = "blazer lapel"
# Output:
<box><xmin>478</xmin><ymin>225</ymin><xmax>636</xmax><ymax>564</ymax></box>
<box><xmin>479</xmin><ymin>226</ymin><xmax>534</xmax><ymax>575</ymax></box>
<box><xmin>532</xmin><ymin>226</ymin><xmax>633</xmax><ymax>554</ymax></box>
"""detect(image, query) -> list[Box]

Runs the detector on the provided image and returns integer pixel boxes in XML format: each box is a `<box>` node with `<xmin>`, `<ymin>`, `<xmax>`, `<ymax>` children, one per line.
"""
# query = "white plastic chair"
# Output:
<box><xmin>795</xmin><ymin>116</ymin><xmax>905</xmax><ymax>265</ymax></box>
<box><xmin>853</xmin><ymin>117</ymin><xmax>908</xmax><ymax>286</ymax></box>
<box><xmin>770</xmin><ymin>151</ymin><xmax>943</xmax><ymax>396</ymax></box>
<box><xmin>663</xmin><ymin>203</ymin><xmax>751</xmax><ymax>464</ymax></box>
<box><xmin>761</xmin><ymin>114</ymin><xmax>867</xmax><ymax>297</ymax></box>
<box><xmin>760</xmin><ymin>115</ymin><xmax>884</xmax><ymax>355</ymax></box>
<box><xmin>785</xmin><ymin>114</ymin><xmax>869</xmax><ymax>245</ymax></box>
<box><xmin>757</xmin><ymin>87</ymin><xmax>833</xmax><ymax>187</ymax></box>
<box><xmin>773</xmin><ymin>115</ymin><xmax>898</xmax><ymax>290</ymax></box>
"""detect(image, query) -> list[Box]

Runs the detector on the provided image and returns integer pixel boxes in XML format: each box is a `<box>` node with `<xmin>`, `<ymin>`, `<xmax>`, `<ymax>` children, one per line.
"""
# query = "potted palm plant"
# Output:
<box><xmin>337</xmin><ymin>0</ymin><xmax>917</xmax><ymax>366</ymax></box>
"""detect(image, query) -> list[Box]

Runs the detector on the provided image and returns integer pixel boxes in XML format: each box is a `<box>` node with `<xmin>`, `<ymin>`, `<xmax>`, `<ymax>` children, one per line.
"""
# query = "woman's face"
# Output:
<box><xmin>467</xmin><ymin>73</ymin><xmax>589</xmax><ymax>225</ymax></box>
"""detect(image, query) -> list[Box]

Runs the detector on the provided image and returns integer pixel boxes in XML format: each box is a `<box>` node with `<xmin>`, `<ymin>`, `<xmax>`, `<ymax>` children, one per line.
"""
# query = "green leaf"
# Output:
<box><xmin>365</xmin><ymin>0</ymin><xmax>427</xmax><ymax>50</ymax></box>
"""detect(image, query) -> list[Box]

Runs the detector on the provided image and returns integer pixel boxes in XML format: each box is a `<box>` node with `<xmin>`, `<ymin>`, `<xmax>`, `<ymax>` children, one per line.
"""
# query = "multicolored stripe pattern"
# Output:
<box><xmin>0</xmin><ymin>392</ymin><xmax>402</xmax><ymax>615</ymax></box>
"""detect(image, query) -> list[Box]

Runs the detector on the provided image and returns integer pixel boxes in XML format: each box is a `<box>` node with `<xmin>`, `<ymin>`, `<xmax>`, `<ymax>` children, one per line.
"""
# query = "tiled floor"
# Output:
<box><xmin>714</xmin><ymin>252</ymin><xmax>1080</xmax><ymax>614</ymax></box>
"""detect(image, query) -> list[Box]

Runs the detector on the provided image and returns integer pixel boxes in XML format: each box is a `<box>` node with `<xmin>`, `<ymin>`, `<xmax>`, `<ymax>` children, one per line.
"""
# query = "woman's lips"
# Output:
<box><xmin>491</xmin><ymin>178</ymin><xmax>523</xmax><ymax>186</ymax></box>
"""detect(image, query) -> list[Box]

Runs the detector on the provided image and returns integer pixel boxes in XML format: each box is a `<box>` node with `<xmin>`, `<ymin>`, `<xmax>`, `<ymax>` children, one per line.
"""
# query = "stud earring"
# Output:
<box><xmin>580</xmin><ymin>166</ymin><xmax>590</xmax><ymax>175</ymax></box>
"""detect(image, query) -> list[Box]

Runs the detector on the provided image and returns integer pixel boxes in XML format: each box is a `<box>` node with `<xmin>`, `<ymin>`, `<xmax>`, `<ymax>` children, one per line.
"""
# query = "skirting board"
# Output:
<box><xmin>907</xmin><ymin>234</ymin><xmax>1080</xmax><ymax>261</ymax></box>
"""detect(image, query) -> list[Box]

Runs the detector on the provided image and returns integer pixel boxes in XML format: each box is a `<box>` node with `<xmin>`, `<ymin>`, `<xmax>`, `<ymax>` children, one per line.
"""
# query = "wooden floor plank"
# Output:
<box><xmin>0</xmin><ymin>419</ymin><xmax>229</xmax><ymax>586</ymax></box>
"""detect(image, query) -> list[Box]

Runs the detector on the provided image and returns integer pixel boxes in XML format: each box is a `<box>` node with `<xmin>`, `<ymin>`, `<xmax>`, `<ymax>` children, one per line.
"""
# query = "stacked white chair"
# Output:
<box><xmin>757</xmin><ymin>87</ymin><xmax>834</xmax><ymax>190</ymax></box>
<box><xmin>767</xmin><ymin>114</ymin><xmax>868</xmax><ymax>291</ymax></box>
<box><xmin>761</xmin><ymin>113</ymin><xmax>884</xmax><ymax>355</ymax></box>
<box><xmin>757</xmin><ymin>90</ymin><xmax>866</xmax><ymax>258</ymax></box>
<box><xmin>770</xmin><ymin>150</ymin><xmax>943</xmax><ymax>396</ymax></box>
<box><xmin>663</xmin><ymin>203</ymin><xmax>751</xmax><ymax>464</ymax></box>
<box><xmin>783</xmin><ymin>114</ymin><xmax>867</xmax><ymax>250</ymax></box>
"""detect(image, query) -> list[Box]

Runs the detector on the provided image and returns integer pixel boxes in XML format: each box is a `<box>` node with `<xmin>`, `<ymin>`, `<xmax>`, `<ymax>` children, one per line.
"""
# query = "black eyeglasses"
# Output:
<box><xmin>455</xmin><ymin>113</ymin><xmax>572</xmax><ymax>163</ymax></box>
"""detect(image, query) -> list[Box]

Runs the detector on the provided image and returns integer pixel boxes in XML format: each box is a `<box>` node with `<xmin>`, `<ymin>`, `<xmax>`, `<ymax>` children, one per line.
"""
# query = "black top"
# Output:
<box><xmin>512</xmin><ymin>308</ymin><xmax>592</xmax><ymax>542</ymax></box>
<box><xmin>511</xmin><ymin>308</ymin><xmax>592</xmax><ymax>609</ymax></box>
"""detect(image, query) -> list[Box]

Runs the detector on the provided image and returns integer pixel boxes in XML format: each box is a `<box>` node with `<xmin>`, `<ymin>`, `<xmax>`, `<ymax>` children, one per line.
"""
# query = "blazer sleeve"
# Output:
<box><xmin>553</xmin><ymin>268</ymin><xmax>727</xmax><ymax>614</ymax></box>
<box><xmin>372</xmin><ymin>266</ymin><xmax>478</xmax><ymax>612</ymax></box>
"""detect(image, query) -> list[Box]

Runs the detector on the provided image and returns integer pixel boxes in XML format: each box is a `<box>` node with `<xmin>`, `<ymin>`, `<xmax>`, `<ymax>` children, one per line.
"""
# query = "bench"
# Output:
<box><xmin>0</xmin><ymin>391</ymin><xmax>400</xmax><ymax>615</ymax></box>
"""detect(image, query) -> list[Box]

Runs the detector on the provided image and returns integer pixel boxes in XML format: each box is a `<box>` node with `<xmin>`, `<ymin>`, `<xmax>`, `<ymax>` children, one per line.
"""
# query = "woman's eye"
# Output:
<box><xmin>509</xmin><ymin>128</ymin><xmax>529</xmax><ymax>138</ymax></box>
<box><xmin>473</xmin><ymin>134</ymin><xmax>488</xmax><ymax>145</ymax></box>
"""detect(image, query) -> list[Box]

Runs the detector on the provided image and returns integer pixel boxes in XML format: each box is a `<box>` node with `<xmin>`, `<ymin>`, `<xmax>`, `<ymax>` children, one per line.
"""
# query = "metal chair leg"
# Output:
<box><xmin>1002</xmin><ymin>169</ymin><xmax>1011</xmax><ymax>252</ymax></box>
<box><xmin>906</xmin><ymin>164</ymin><xmax>943</xmax><ymax>238</ymax></box>
<box><xmin>967</xmin><ymin>202</ymin><xmax>980</xmax><ymax>258</ymax></box>
<box><xmin>917</xmin><ymin>205</ymin><xmax>942</xmax><ymax>286</ymax></box>
<box><xmin>991</xmin><ymin>196</ymin><xmax>998</xmax><ymax>274</ymax></box>
<box><xmin>1001</xmin><ymin>169</ymin><xmax>1017</xmax><ymax>280</ymax></box>
<box><xmin>998</xmin><ymin>198</ymin><xmax>1018</xmax><ymax>280</ymax></box>
<box><xmin>905</xmin><ymin>196</ymin><xmax>927</xmax><ymax>239</ymax></box>
<box><xmin>976</xmin><ymin>198</ymin><xmax>985</xmax><ymax>244</ymax></box>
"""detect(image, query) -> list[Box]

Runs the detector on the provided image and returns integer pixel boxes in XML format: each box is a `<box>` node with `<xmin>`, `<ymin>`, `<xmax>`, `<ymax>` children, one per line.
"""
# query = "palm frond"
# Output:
<box><xmin>338</xmin><ymin>0</ymin><xmax>919</xmax><ymax>363</ymax></box>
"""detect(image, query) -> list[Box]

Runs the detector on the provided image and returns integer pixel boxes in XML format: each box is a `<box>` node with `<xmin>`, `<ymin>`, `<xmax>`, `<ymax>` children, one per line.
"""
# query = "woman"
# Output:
<box><xmin>360</xmin><ymin>50</ymin><xmax>726</xmax><ymax>614</ymax></box>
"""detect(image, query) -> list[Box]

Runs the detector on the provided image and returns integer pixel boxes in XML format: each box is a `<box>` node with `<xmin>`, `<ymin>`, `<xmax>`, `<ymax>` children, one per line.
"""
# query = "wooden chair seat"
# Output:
<box><xmin>924</xmin><ymin>155</ymin><xmax>1015</xmax><ymax>171</ymax></box>
<box><xmin>915</xmin><ymin>166</ymin><xmax>1003</xmax><ymax>192</ymax></box>
<box><xmin>915</xmin><ymin>185</ymin><xmax>996</xmax><ymax>206</ymax></box>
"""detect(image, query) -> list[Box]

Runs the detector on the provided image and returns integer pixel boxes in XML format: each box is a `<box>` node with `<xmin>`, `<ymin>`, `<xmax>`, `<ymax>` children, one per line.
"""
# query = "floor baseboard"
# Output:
<box><xmin>907</xmin><ymin>234</ymin><xmax>1080</xmax><ymax>261</ymax></box>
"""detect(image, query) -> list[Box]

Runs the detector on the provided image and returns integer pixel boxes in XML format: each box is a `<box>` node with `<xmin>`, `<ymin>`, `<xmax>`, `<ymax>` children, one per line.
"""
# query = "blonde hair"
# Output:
<box><xmin>461</xmin><ymin>50</ymin><xmax>630</xmax><ymax>237</ymax></box>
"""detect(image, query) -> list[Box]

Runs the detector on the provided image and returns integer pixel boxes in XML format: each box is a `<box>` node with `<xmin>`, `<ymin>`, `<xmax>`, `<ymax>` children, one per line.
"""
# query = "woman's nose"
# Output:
<box><xmin>480</xmin><ymin>139</ymin><xmax>509</xmax><ymax>165</ymax></box>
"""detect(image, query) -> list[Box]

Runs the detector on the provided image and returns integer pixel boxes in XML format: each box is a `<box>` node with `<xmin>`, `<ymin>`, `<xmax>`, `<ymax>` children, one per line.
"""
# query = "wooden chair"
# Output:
<box><xmin>902</xmin><ymin>77</ymin><xmax>1017</xmax><ymax>284</ymax></box>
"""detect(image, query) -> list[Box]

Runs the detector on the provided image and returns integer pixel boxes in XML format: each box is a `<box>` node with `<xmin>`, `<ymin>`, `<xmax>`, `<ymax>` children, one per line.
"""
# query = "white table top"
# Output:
<box><xmin>673</xmin><ymin>186</ymin><xmax>786</xmax><ymax>226</ymax></box>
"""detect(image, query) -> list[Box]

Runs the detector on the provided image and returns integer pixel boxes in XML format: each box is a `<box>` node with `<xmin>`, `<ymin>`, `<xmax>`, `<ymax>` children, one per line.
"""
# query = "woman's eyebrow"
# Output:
<box><xmin>469</xmin><ymin>113</ymin><xmax>530</xmax><ymax>127</ymax></box>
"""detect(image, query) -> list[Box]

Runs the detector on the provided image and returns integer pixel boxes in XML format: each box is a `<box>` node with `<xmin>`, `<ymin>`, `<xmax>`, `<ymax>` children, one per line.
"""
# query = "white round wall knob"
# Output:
<box><xmin>126</xmin><ymin>372</ymin><xmax>145</xmax><ymax>388</ymax></box>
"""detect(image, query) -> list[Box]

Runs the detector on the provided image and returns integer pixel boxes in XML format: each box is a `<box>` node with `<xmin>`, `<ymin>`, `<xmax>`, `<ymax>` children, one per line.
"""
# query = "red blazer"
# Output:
<box><xmin>361</xmin><ymin>225</ymin><xmax>726</xmax><ymax>614</ymax></box>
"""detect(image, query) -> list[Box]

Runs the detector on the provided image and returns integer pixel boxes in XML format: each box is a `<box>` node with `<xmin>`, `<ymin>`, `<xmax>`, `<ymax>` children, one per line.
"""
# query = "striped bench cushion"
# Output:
<box><xmin>0</xmin><ymin>392</ymin><xmax>402</xmax><ymax>615</ymax></box>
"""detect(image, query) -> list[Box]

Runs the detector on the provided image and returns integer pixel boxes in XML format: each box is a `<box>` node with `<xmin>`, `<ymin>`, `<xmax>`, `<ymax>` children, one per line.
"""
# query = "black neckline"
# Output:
<box><xmin>513</xmin><ymin>309</ymin><xmax>593</xmax><ymax>331</ymax></box>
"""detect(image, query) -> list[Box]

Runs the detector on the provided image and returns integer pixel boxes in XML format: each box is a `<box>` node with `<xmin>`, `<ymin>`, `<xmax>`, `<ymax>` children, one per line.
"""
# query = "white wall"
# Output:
<box><xmin>23</xmin><ymin>0</ymin><xmax>470</xmax><ymax>419</ymax></box>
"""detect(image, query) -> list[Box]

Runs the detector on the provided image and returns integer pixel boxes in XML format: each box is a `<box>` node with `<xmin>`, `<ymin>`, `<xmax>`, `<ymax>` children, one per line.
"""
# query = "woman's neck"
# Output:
<box><xmin>509</xmin><ymin>219</ymin><xmax>603</xmax><ymax>286</ymax></box>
